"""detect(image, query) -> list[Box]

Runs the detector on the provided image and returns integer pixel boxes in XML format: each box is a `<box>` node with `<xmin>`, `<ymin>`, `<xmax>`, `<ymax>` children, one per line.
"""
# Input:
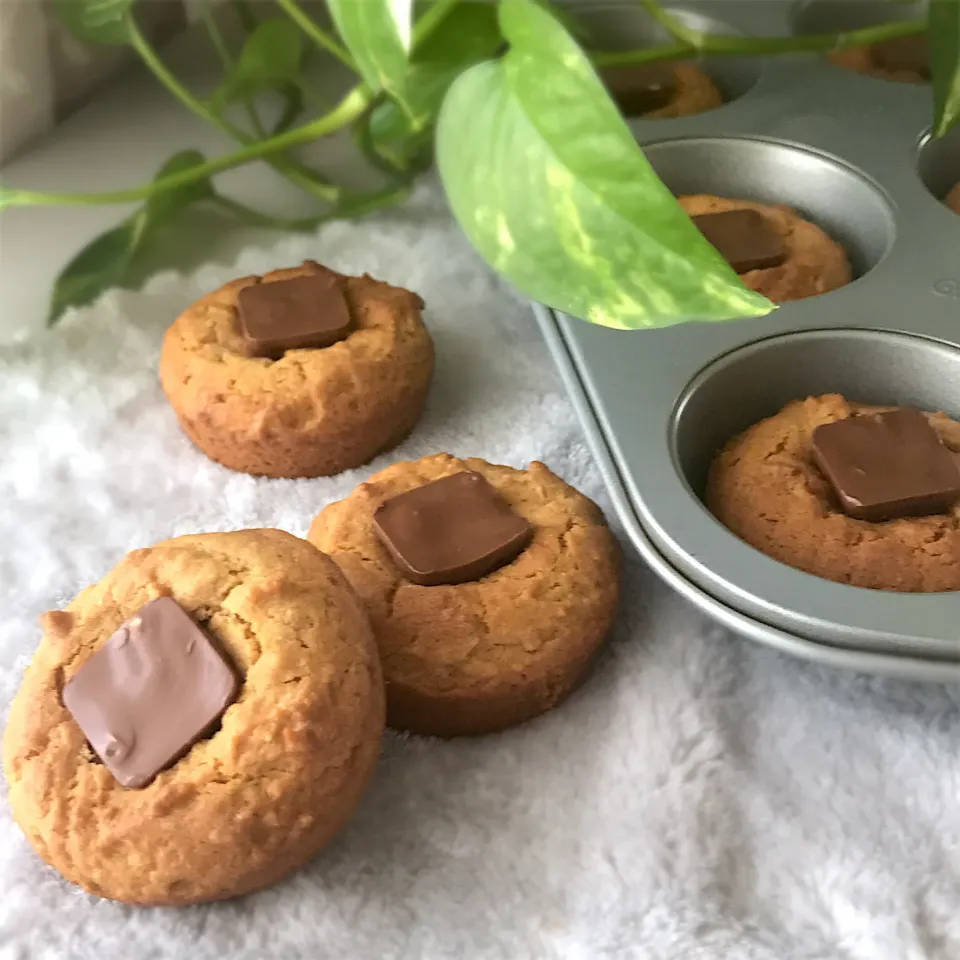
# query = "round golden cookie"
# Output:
<box><xmin>644</xmin><ymin>63</ymin><xmax>724</xmax><ymax>119</ymax></box>
<box><xmin>947</xmin><ymin>182</ymin><xmax>960</xmax><ymax>215</ymax></box>
<box><xmin>160</xmin><ymin>261</ymin><xmax>434</xmax><ymax>478</ymax></box>
<box><xmin>677</xmin><ymin>194</ymin><xmax>853</xmax><ymax>303</ymax></box>
<box><xmin>599</xmin><ymin>61</ymin><xmax>723</xmax><ymax>118</ymax></box>
<box><xmin>1</xmin><ymin>529</ymin><xmax>385</xmax><ymax>905</ymax></box>
<box><xmin>827</xmin><ymin>47</ymin><xmax>927</xmax><ymax>84</ymax></box>
<box><xmin>308</xmin><ymin>454</ymin><xmax>621</xmax><ymax>737</ymax></box>
<box><xmin>706</xmin><ymin>394</ymin><xmax>960</xmax><ymax>592</ymax></box>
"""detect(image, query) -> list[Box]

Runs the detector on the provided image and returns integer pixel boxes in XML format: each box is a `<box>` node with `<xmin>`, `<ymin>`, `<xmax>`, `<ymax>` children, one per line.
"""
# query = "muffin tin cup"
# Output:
<box><xmin>919</xmin><ymin>123</ymin><xmax>960</xmax><ymax>207</ymax></box>
<box><xmin>536</xmin><ymin>300</ymin><xmax>960</xmax><ymax>681</ymax></box>
<box><xmin>791</xmin><ymin>0</ymin><xmax>929</xmax><ymax>41</ymax></box>
<box><xmin>537</xmin><ymin>0</ymin><xmax>960</xmax><ymax>676</ymax></box>
<box><xmin>575</xmin><ymin>1</ymin><xmax>762</xmax><ymax>106</ymax></box>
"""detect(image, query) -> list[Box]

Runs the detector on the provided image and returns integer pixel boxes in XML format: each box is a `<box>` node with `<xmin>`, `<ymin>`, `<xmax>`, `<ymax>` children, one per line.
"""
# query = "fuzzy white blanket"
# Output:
<box><xmin>2</xmin><ymin>186</ymin><xmax>959</xmax><ymax>960</ymax></box>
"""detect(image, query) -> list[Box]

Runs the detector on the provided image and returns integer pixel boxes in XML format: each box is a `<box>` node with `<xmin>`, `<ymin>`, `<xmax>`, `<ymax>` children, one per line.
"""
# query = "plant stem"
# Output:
<box><xmin>354</xmin><ymin>99</ymin><xmax>415</xmax><ymax>178</ymax></box>
<box><xmin>591</xmin><ymin>15</ymin><xmax>926</xmax><ymax>66</ymax></box>
<box><xmin>592</xmin><ymin>42</ymin><xmax>691</xmax><ymax>67</ymax></box>
<box><xmin>3</xmin><ymin>88</ymin><xmax>372</xmax><ymax>209</ymax></box>
<box><xmin>636</xmin><ymin>0</ymin><xmax>700</xmax><ymax>48</ymax></box>
<box><xmin>127</xmin><ymin>16</ymin><xmax>339</xmax><ymax>203</ymax></box>
<box><xmin>198</xmin><ymin>0</ymin><xmax>266</xmax><ymax>137</ymax></box>
<box><xmin>212</xmin><ymin>195</ymin><xmax>331</xmax><ymax>230</ymax></box>
<box><xmin>215</xmin><ymin>182</ymin><xmax>411</xmax><ymax>228</ymax></box>
<box><xmin>275</xmin><ymin>0</ymin><xmax>356</xmax><ymax>70</ymax></box>
<box><xmin>128</xmin><ymin>17</ymin><xmax>222</xmax><ymax>128</ymax></box>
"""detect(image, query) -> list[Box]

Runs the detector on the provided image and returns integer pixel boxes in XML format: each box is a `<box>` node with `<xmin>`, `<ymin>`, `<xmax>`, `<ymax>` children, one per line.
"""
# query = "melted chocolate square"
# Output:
<box><xmin>692</xmin><ymin>209</ymin><xmax>787</xmax><ymax>273</ymax></box>
<box><xmin>61</xmin><ymin>598</ymin><xmax>239</xmax><ymax>788</ymax></box>
<box><xmin>373</xmin><ymin>471</ymin><xmax>534</xmax><ymax>586</ymax></box>
<box><xmin>237</xmin><ymin>272</ymin><xmax>352</xmax><ymax>360</ymax></box>
<box><xmin>597</xmin><ymin>63</ymin><xmax>676</xmax><ymax>116</ymax></box>
<box><xmin>812</xmin><ymin>407</ymin><xmax>960</xmax><ymax>522</ymax></box>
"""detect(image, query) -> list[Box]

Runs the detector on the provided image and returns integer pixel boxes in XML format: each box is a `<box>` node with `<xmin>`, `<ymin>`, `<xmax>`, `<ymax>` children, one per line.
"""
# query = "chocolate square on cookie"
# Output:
<box><xmin>62</xmin><ymin>597</ymin><xmax>239</xmax><ymax>788</ymax></box>
<box><xmin>812</xmin><ymin>406</ymin><xmax>960</xmax><ymax>522</ymax></box>
<box><xmin>237</xmin><ymin>272</ymin><xmax>353</xmax><ymax>359</ymax></box>
<box><xmin>692</xmin><ymin>209</ymin><xmax>787</xmax><ymax>273</ymax></box>
<box><xmin>373</xmin><ymin>471</ymin><xmax>533</xmax><ymax>586</ymax></box>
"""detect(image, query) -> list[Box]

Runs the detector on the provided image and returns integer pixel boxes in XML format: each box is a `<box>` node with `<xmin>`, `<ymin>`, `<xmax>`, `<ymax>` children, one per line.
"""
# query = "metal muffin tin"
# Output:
<box><xmin>535</xmin><ymin>0</ymin><xmax>960</xmax><ymax>679</ymax></box>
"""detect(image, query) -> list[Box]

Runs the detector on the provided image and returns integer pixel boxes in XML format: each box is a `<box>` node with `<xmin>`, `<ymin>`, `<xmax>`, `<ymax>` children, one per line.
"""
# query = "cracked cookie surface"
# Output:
<box><xmin>160</xmin><ymin>261</ymin><xmax>434</xmax><ymax>478</ymax></box>
<box><xmin>677</xmin><ymin>194</ymin><xmax>853</xmax><ymax>303</ymax></box>
<box><xmin>308</xmin><ymin>454</ymin><xmax>621</xmax><ymax>737</ymax></box>
<box><xmin>1</xmin><ymin>529</ymin><xmax>385</xmax><ymax>905</ymax></box>
<box><xmin>707</xmin><ymin>394</ymin><xmax>960</xmax><ymax>592</ymax></box>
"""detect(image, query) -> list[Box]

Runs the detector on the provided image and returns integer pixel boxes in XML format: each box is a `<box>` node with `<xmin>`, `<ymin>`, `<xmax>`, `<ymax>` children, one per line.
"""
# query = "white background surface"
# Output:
<box><xmin>5</xmin><ymin>181</ymin><xmax>960</xmax><ymax>960</ymax></box>
<box><xmin>0</xmin><ymin>20</ymin><xmax>377</xmax><ymax>341</ymax></box>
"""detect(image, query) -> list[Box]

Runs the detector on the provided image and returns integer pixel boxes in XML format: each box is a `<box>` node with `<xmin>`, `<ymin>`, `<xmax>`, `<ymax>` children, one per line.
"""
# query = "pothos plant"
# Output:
<box><xmin>3</xmin><ymin>0</ymin><xmax>959</xmax><ymax>327</ymax></box>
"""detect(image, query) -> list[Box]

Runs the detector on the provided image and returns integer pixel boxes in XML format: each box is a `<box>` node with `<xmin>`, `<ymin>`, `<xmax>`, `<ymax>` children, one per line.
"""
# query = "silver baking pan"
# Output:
<box><xmin>536</xmin><ymin>0</ymin><xmax>960</xmax><ymax>678</ymax></box>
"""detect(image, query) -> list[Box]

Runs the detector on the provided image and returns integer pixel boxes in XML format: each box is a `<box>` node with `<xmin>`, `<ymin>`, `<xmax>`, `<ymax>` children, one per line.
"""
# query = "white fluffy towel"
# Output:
<box><xmin>2</xmin><ymin>186</ymin><xmax>960</xmax><ymax>960</ymax></box>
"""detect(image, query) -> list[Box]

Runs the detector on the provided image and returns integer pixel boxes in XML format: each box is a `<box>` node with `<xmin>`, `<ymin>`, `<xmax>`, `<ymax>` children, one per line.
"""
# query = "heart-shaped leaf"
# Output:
<box><xmin>327</xmin><ymin>0</ymin><xmax>413</xmax><ymax>112</ymax></box>
<box><xmin>53</xmin><ymin>0</ymin><xmax>133</xmax><ymax>45</ymax></box>
<box><xmin>48</xmin><ymin>150</ymin><xmax>216</xmax><ymax>325</ymax></box>
<box><xmin>212</xmin><ymin>18</ymin><xmax>305</xmax><ymax>106</ymax></box>
<box><xmin>929</xmin><ymin>0</ymin><xmax>960</xmax><ymax>137</ymax></box>
<box><xmin>436</xmin><ymin>0</ymin><xmax>774</xmax><ymax>328</ymax></box>
<box><xmin>367</xmin><ymin>2</ymin><xmax>502</xmax><ymax>167</ymax></box>
<box><xmin>48</xmin><ymin>221</ymin><xmax>142</xmax><ymax>323</ymax></box>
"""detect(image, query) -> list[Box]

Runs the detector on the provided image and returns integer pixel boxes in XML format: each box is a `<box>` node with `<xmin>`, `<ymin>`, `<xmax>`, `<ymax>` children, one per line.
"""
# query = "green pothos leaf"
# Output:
<box><xmin>47</xmin><ymin>222</ymin><xmax>142</xmax><ymax>324</ymax></box>
<box><xmin>929</xmin><ymin>0</ymin><xmax>960</xmax><ymax>137</ymax></box>
<box><xmin>48</xmin><ymin>151</ymin><xmax>215</xmax><ymax>325</ymax></box>
<box><xmin>436</xmin><ymin>0</ymin><xmax>774</xmax><ymax>329</ymax></box>
<box><xmin>212</xmin><ymin>19</ymin><xmax>305</xmax><ymax>105</ymax></box>
<box><xmin>327</xmin><ymin>0</ymin><xmax>413</xmax><ymax>113</ymax></box>
<box><xmin>52</xmin><ymin>0</ymin><xmax>133</xmax><ymax>45</ymax></box>
<box><xmin>367</xmin><ymin>2</ymin><xmax>503</xmax><ymax>168</ymax></box>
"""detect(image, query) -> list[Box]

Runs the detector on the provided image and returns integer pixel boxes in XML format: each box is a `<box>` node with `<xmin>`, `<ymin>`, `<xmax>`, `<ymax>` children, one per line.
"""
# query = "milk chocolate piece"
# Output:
<box><xmin>237</xmin><ymin>272</ymin><xmax>352</xmax><ymax>360</ymax></box>
<box><xmin>812</xmin><ymin>407</ymin><xmax>960</xmax><ymax>522</ymax></box>
<box><xmin>692</xmin><ymin>209</ymin><xmax>787</xmax><ymax>273</ymax></box>
<box><xmin>373</xmin><ymin>471</ymin><xmax>534</xmax><ymax>586</ymax></box>
<box><xmin>872</xmin><ymin>35</ymin><xmax>929</xmax><ymax>78</ymax></box>
<box><xmin>61</xmin><ymin>598</ymin><xmax>239</xmax><ymax>788</ymax></box>
<box><xmin>597</xmin><ymin>63</ymin><xmax>677</xmax><ymax>116</ymax></box>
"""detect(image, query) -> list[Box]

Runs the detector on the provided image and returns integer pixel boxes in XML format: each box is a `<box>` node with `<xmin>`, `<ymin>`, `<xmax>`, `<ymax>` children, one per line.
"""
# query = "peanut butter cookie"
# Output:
<box><xmin>2</xmin><ymin>529</ymin><xmax>385</xmax><ymax>905</ymax></box>
<box><xmin>707</xmin><ymin>394</ymin><xmax>960</xmax><ymax>592</ymax></box>
<box><xmin>309</xmin><ymin>454</ymin><xmax>621</xmax><ymax>737</ymax></box>
<box><xmin>678</xmin><ymin>194</ymin><xmax>853</xmax><ymax>303</ymax></box>
<box><xmin>947</xmin><ymin>182</ymin><xmax>960</xmax><ymax>215</ymax></box>
<box><xmin>160</xmin><ymin>260</ymin><xmax>434</xmax><ymax>478</ymax></box>
<box><xmin>599</xmin><ymin>61</ymin><xmax>723</xmax><ymax>119</ymax></box>
<box><xmin>827</xmin><ymin>34</ymin><xmax>929</xmax><ymax>85</ymax></box>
